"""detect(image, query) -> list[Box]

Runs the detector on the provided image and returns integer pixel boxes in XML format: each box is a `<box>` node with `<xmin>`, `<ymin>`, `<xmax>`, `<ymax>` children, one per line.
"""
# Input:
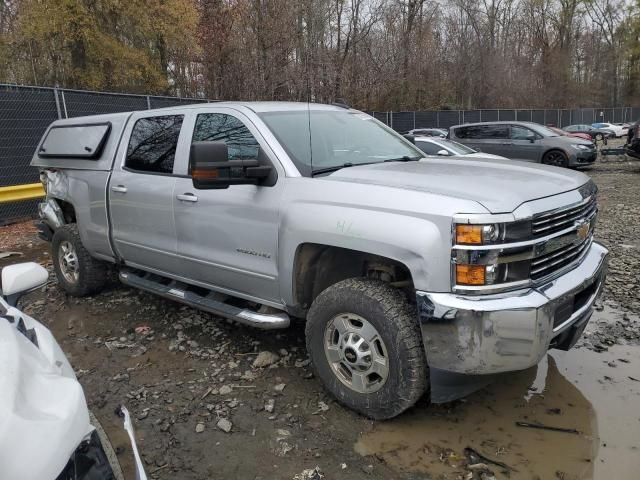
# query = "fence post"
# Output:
<box><xmin>146</xmin><ymin>95</ymin><xmax>151</xmax><ymax>109</ymax></box>
<box><xmin>413</xmin><ymin>111</ymin><xmax>416</xmax><ymax>130</ymax></box>
<box><xmin>60</xmin><ymin>90</ymin><xmax>68</xmax><ymax>118</ymax></box>
<box><xmin>389</xmin><ymin>111</ymin><xmax>393</xmax><ymax>129</ymax></box>
<box><xmin>53</xmin><ymin>88</ymin><xmax>63</xmax><ymax>119</ymax></box>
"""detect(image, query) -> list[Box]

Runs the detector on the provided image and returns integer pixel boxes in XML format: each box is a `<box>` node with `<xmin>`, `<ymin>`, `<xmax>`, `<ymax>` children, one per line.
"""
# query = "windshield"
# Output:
<box><xmin>258</xmin><ymin>110</ymin><xmax>424</xmax><ymax>176</ymax></box>
<box><xmin>437</xmin><ymin>138</ymin><xmax>477</xmax><ymax>155</ymax></box>
<box><xmin>528</xmin><ymin>124</ymin><xmax>560</xmax><ymax>137</ymax></box>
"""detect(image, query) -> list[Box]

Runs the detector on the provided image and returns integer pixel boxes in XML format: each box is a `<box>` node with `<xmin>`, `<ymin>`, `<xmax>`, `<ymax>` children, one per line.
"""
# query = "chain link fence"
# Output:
<box><xmin>371</xmin><ymin>107</ymin><xmax>640</xmax><ymax>132</ymax></box>
<box><xmin>0</xmin><ymin>84</ymin><xmax>207</xmax><ymax>224</ymax></box>
<box><xmin>1</xmin><ymin>83</ymin><xmax>639</xmax><ymax>223</ymax></box>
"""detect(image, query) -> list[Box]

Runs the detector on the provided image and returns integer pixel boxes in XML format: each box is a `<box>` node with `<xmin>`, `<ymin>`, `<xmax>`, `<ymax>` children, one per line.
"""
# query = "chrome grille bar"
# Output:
<box><xmin>531</xmin><ymin>237</ymin><xmax>592</xmax><ymax>279</ymax></box>
<box><xmin>532</xmin><ymin>197</ymin><xmax>597</xmax><ymax>236</ymax></box>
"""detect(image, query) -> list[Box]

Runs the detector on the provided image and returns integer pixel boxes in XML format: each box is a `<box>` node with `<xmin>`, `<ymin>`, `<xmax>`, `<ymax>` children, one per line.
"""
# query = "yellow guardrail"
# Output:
<box><xmin>0</xmin><ymin>183</ymin><xmax>45</xmax><ymax>204</ymax></box>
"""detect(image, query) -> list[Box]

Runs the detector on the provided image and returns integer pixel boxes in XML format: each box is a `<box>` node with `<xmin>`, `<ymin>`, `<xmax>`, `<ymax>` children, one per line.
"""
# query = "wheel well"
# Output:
<box><xmin>293</xmin><ymin>243</ymin><xmax>414</xmax><ymax>311</ymax></box>
<box><xmin>54</xmin><ymin>199</ymin><xmax>77</xmax><ymax>224</ymax></box>
<box><xmin>543</xmin><ymin>148</ymin><xmax>568</xmax><ymax>160</ymax></box>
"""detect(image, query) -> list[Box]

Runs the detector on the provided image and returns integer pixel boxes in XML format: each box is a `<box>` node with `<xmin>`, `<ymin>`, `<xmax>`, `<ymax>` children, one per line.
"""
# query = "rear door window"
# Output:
<box><xmin>125</xmin><ymin>115</ymin><xmax>184</xmax><ymax>174</ymax></box>
<box><xmin>455</xmin><ymin>125</ymin><xmax>508</xmax><ymax>139</ymax></box>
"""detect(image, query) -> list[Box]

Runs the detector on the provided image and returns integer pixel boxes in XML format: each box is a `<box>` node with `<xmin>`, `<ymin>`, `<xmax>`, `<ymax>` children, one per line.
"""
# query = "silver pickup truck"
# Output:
<box><xmin>32</xmin><ymin>102</ymin><xmax>608</xmax><ymax>419</ymax></box>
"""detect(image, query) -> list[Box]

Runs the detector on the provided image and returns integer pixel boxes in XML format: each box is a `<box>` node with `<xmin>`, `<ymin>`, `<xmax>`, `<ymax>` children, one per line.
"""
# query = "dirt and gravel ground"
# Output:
<box><xmin>2</xmin><ymin>149</ymin><xmax>640</xmax><ymax>480</ymax></box>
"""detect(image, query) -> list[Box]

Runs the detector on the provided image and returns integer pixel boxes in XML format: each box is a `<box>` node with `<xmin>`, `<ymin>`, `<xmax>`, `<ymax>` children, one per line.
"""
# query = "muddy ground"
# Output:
<box><xmin>2</xmin><ymin>151</ymin><xmax>640</xmax><ymax>480</ymax></box>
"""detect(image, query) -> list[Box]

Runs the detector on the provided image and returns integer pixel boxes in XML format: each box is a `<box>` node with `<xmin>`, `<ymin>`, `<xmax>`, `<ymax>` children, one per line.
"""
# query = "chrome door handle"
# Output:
<box><xmin>176</xmin><ymin>193</ymin><xmax>198</xmax><ymax>203</ymax></box>
<box><xmin>111</xmin><ymin>185</ymin><xmax>127</xmax><ymax>193</ymax></box>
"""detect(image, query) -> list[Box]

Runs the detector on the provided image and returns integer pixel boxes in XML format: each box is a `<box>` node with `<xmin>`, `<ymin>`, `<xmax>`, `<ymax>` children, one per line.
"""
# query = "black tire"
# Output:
<box><xmin>305</xmin><ymin>278</ymin><xmax>428</xmax><ymax>419</ymax></box>
<box><xmin>52</xmin><ymin>224</ymin><xmax>110</xmax><ymax>296</ymax></box>
<box><xmin>542</xmin><ymin>150</ymin><xmax>568</xmax><ymax>167</ymax></box>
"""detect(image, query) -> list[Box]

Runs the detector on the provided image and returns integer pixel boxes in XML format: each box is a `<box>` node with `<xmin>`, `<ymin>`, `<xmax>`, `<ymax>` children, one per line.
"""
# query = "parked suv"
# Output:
<box><xmin>32</xmin><ymin>103</ymin><xmax>608</xmax><ymax>419</ymax></box>
<box><xmin>449</xmin><ymin>121</ymin><xmax>596</xmax><ymax>167</ymax></box>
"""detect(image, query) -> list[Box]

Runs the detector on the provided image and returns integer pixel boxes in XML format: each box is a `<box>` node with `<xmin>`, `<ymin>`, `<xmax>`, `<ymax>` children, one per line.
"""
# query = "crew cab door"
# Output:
<box><xmin>171</xmin><ymin>108</ymin><xmax>284</xmax><ymax>305</ymax></box>
<box><xmin>109</xmin><ymin>111</ymin><xmax>189</xmax><ymax>274</ymax></box>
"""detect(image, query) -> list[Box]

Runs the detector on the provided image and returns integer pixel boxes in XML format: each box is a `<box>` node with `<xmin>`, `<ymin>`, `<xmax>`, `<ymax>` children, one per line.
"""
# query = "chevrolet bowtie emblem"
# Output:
<box><xmin>576</xmin><ymin>220</ymin><xmax>590</xmax><ymax>241</ymax></box>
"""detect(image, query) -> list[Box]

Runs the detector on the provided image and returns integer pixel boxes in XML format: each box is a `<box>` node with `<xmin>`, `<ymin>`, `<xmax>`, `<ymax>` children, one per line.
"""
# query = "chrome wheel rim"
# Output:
<box><xmin>324</xmin><ymin>313</ymin><xmax>389</xmax><ymax>394</ymax></box>
<box><xmin>59</xmin><ymin>240</ymin><xmax>79</xmax><ymax>284</ymax></box>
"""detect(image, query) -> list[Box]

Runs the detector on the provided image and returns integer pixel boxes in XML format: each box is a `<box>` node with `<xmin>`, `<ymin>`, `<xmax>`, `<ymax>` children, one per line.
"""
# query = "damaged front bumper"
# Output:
<box><xmin>417</xmin><ymin>242</ymin><xmax>608</xmax><ymax>403</ymax></box>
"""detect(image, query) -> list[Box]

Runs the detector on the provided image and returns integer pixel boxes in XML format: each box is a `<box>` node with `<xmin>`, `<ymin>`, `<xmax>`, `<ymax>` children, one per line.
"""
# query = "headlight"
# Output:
<box><xmin>572</xmin><ymin>144</ymin><xmax>590</xmax><ymax>150</ymax></box>
<box><xmin>454</xmin><ymin>221</ymin><xmax>530</xmax><ymax>245</ymax></box>
<box><xmin>455</xmin><ymin>224</ymin><xmax>500</xmax><ymax>245</ymax></box>
<box><xmin>452</xmin><ymin>220</ymin><xmax>534</xmax><ymax>290</ymax></box>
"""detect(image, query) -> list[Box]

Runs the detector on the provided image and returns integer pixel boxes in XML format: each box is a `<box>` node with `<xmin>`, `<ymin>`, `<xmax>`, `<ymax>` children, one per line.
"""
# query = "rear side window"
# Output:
<box><xmin>125</xmin><ymin>115</ymin><xmax>183</xmax><ymax>174</ymax></box>
<box><xmin>39</xmin><ymin>123</ymin><xmax>110</xmax><ymax>158</ymax></box>
<box><xmin>192</xmin><ymin>113</ymin><xmax>259</xmax><ymax>161</ymax></box>
<box><xmin>455</xmin><ymin>125</ymin><xmax>508</xmax><ymax>139</ymax></box>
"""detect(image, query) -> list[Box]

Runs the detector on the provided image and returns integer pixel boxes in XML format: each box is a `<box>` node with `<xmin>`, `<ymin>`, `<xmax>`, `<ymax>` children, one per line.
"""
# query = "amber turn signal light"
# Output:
<box><xmin>456</xmin><ymin>264</ymin><xmax>485</xmax><ymax>285</ymax></box>
<box><xmin>455</xmin><ymin>225</ymin><xmax>482</xmax><ymax>244</ymax></box>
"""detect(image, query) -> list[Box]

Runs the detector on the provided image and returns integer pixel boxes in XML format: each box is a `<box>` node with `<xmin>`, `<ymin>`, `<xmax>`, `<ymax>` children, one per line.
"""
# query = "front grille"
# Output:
<box><xmin>451</xmin><ymin>184</ymin><xmax>599</xmax><ymax>294</ymax></box>
<box><xmin>530</xmin><ymin>192</ymin><xmax>597</xmax><ymax>281</ymax></box>
<box><xmin>532</xmin><ymin>195</ymin><xmax>597</xmax><ymax>237</ymax></box>
<box><xmin>531</xmin><ymin>235</ymin><xmax>592</xmax><ymax>280</ymax></box>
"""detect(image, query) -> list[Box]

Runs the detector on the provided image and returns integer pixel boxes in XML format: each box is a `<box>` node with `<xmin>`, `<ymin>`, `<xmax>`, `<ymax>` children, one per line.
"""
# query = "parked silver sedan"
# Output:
<box><xmin>414</xmin><ymin>136</ymin><xmax>509</xmax><ymax>161</ymax></box>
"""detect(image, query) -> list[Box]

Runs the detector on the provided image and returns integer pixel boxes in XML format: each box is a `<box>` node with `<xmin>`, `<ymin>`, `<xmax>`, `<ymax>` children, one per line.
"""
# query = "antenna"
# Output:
<box><xmin>304</xmin><ymin>23</ymin><xmax>312</xmax><ymax>169</ymax></box>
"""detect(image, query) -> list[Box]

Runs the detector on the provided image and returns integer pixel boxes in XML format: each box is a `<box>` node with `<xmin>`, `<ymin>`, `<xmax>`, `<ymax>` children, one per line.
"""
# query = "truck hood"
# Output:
<box><xmin>0</xmin><ymin>303</ymin><xmax>92</xmax><ymax>480</ymax></box>
<box><xmin>326</xmin><ymin>157</ymin><xmax>589</xmax><ymax>213</ymax></box>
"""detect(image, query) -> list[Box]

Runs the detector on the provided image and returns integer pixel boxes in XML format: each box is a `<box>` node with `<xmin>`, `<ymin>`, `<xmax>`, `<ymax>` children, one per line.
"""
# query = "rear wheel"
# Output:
<box><xmin>542</xmin><ymin>150</ymin><xmax>568</xmax><ymax>167</ymax></box>
<box><xmin>52</xmin><ymin>224</ymin><xmax>110</xmax><ymax>296</ymax></box>
<box><xmin>305</xmin><ymin>278</ymin><xmax>428</xmax><ymax>419</ymax></box>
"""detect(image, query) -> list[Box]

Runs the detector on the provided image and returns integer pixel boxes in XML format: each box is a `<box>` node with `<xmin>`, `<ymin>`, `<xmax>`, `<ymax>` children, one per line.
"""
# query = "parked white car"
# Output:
<box><xmin>414</xmin><ymin>136</ymin><xmax>510</xmax><ymax>161</ymax></box>
<box><xmin>592</xmin><ymin>122</ymin><xmax>626</xmax><ymax>137</ymax></box>
<box><xmin>613</xmin><ymin>123</ymin><xmax>630</xmax><ymax>136</ymax></box>
<box><xmin>0</xmin><ymin>262</ymin><xmax>145</xmax><ymax>480</ymax></box>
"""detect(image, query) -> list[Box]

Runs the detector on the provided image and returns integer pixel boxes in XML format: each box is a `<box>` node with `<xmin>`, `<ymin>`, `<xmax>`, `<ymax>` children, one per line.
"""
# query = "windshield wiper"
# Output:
<box><xmin>383</xmin><ymin>156</ymin><xmax>422</xmax><ymax>162</ymax></box>
<box><xmin>311</xmin><ymin>156</ymin><xmax>421</xmax><ymax>176</ymax></box>
<box><xmin>311</xmin><ymin>161</ymin><xmax>384</xmax><ymax>176</ymax></box>
<box><xmin>311</xmin><ymin>163</ymin><xmax>355</xmax><ymax>176</ymax></box>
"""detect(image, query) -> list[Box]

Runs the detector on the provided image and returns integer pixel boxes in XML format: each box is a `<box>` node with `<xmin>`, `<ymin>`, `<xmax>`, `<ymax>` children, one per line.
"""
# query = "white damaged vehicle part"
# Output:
<box><xmin>0</xmin><ymin>262</ymin><xmax>143</xmax><ymax>480</ymax></box>
<box><xmin>0</xmin><ymin>301</ymin><xmax>92</xmax><ymax>480</ymax></box>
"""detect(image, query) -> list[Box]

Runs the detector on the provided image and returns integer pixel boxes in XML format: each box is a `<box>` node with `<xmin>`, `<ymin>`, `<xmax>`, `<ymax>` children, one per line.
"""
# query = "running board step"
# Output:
<box><xmin>119</xmin><ymin>270</ymin><xmax>290</xmax><ymax>330</ymax></box>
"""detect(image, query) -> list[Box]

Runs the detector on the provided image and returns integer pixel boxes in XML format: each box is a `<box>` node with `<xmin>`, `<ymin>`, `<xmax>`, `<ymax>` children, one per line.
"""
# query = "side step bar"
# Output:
<box><xmin>119</xmin><ymin>270</ymin><xmax>290</xmax><ymax>330</ymax></box>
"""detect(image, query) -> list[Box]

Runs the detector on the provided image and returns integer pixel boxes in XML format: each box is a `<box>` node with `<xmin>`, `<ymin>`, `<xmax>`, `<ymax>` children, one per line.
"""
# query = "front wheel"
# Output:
<box><xmin>542</xmin><ymin>150</ymin><xmax>568</xmax><ymax>167</ymax></box>
<box><xmin>305</xmin><ymin>278</ymin><xmax>428</xmax><ymax>419</ymax></box>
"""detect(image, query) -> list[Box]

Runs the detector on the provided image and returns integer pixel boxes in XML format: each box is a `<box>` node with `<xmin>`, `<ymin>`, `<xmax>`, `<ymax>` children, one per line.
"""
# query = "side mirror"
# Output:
<box><xmin>527</xmin><ymin>134</ymin><xmax>537</xmax><ymax>143</ymax></box>
<box><xmin>436</xmin><ymin>149</ymin><xmax>449</xmax><ymax>156</ymax></box>
<box><xmin>190</xmin><ymin>141</ymin><xmax>272</xmax><ymax>190</ymax></box>
<box><xmin>403</xmin><ymin>134</ymin><xmax>416</xmax><ymax>144</ymax></box>
<box><xmin>1</xmin><ymin>262</ymin><xmax>48</xmax><ymax>306</ymax></box>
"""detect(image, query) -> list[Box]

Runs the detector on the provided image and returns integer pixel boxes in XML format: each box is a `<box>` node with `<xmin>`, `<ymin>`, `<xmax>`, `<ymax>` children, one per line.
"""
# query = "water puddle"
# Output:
<box><xmin>355</xmin><ymin>308</ymin><xmax>640</xmax><ymax>479</ymax></box>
